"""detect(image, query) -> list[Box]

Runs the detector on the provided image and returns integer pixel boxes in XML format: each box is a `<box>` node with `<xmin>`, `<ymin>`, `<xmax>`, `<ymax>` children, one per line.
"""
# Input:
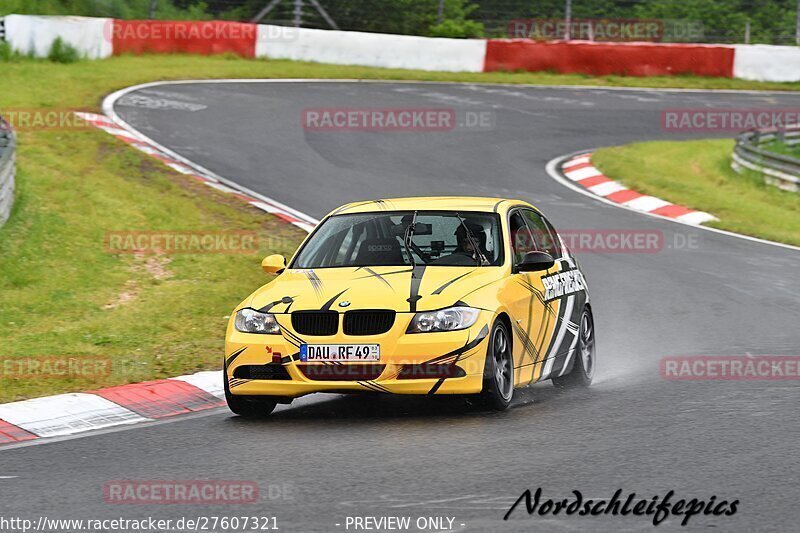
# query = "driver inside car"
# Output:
<box><xmin>432</xmin><ymin>222</ymin><xmax>488</xmax><ymax>265</ymax></box>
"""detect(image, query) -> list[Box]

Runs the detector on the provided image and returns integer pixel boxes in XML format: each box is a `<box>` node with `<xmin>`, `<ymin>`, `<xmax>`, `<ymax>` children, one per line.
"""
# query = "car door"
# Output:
<box><xmin>521</xmin><ymin>209</ymin><xmax>587</xmax><ymax>381</ymax></box>
<box><xmin>504</xmin><ymin>209</ymin><xmax>556</xmax><ymax>385</ymax></box>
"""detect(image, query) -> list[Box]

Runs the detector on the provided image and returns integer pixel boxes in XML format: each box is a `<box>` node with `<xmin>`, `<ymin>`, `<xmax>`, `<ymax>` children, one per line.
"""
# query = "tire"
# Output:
<box><xmin>224</xmin><ymin>374</ymin><xmax>277</xmax><ymax>417</ymax></box>
<box><xmin>553</xmin><ymin>307</ymin><xmax>595</xmax><ymax>389</ymax></box>
<box><xmin>479</xmin><ymin>319</ymin><xmax>514</xmax><ymax>411</ymax></box>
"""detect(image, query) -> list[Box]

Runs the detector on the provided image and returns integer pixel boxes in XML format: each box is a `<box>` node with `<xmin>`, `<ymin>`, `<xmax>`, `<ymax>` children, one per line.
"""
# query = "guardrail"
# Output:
<box><xmin>0</xmin><ymin>115</ymin><xmax>16</xmax><ymax>227</ymax></box>
<box><xmin>732</xmin><ymin>125</ymin><xmax>800</xmax><ymax>193</ymax></box>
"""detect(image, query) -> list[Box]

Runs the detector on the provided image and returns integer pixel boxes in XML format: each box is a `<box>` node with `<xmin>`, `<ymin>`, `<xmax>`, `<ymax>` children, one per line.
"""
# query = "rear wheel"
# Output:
<box><xmin>224</xmin><ymin>374</ymin><xmax>277</xmax><ymax>417</ymax></box>
<box><xmin>479</xmin><ymin>320</ymin><xmax>514</xmax><ymax>410</ymax></box>
<box><xmin>553</xmin><ymin>307</ymin><xmax>595</xmax><ymax>389</ymax></box>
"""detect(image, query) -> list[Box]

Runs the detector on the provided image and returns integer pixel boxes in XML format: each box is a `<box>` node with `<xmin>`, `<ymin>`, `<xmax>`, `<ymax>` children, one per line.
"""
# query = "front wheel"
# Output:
<box><xmin>224</xmin><ymin>374</ymin><xmax>277</xmax><ymax>417</ymax></box>
<box><xmin>553</xmin><ymin>307</ymin><xmax>595</xmax><ymax>389</ymax></box>
<box><xmin>479</xmin><ymin>320</ymin><xmax>514</xmax><ymax>410</ymax></box>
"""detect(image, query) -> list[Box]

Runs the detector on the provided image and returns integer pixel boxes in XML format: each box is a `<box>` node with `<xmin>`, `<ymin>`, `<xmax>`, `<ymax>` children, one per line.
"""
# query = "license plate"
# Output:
<box><xmin>300</xmin><ymin>344</ymin><xmax>380</xmax><ymax>362</ymax></box>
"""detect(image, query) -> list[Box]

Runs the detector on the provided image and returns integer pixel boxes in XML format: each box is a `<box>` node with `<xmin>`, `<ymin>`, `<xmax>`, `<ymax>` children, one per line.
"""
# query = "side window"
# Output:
<box><xmin>509</xmin><ymin>211</ymin><xmax>535</xmax><ymax>265</ymax></box>
<box><xmin>522</xmin><ymin>210</ymin><xmax>561</xmax><ymax>258</ymax></box>
<box><xmin>542</xmin><ymin>217</ymin><xmax>564</xmax><ymax>258</ymax></box>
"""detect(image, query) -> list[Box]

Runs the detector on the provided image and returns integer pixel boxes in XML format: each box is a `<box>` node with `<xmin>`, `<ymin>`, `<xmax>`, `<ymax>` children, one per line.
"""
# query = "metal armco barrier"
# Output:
<box><xmin>0</xmin><ymin>115</ymin><xmax>16</xmax><ymax>226</ymax></box>
<box><xmin>732</xmin><ymin>125</ymin><xmax>800</xmax><ymax>193</ymax></box>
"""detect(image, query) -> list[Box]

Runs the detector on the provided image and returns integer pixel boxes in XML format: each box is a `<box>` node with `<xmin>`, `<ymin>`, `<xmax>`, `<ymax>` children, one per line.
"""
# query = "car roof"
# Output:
<box><xmin>330</xmin><ymin>196</ymin><xmax>537</xmax><ymax>216</ymax></box>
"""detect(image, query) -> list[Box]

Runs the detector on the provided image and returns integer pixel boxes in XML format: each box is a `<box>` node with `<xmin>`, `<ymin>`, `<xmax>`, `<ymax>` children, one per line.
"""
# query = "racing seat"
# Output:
<box><xmin>355</xmin><ymin>238</ymin><xmax>405</xmax><ymax>266</ymax></box>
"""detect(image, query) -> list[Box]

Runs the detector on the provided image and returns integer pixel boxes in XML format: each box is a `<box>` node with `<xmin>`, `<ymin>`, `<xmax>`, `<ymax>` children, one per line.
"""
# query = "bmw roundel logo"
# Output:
<box><xmin>338</xmin><ymin>301</ymin><xmax>351</xmax><ymax>308</ymax></box>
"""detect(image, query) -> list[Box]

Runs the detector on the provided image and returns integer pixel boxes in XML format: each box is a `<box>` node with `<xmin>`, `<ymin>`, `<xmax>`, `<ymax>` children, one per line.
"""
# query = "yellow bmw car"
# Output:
<box><xmin>224</xmin><ymin>197</ymin><xmax>594</xmax><ymax>415</ymax></box>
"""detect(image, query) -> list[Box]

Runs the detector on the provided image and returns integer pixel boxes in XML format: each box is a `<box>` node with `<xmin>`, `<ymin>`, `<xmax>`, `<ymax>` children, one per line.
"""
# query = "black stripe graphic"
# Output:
<box><xmin>431</xmin><ymin>271</ymin><xmax>473</xmax><ymax>295</ymax></box>
<box><xmin>321</xmin><ymin>289</ymin><xmax>348</xmax><ymax>311</ymax></box>
<box><xmin>356</xmin><ymin>267</ymin><xmax>414</xmax><ymax>279</ymax></box>
<box><xmin>304</xmin><ymin>269</ymin><xmax>323</xmax><ymax>296</ymax></box>
<box><xmin>428</xmin><ymin>378</ymin><xmax>446</xmax><ymax>395</ymax></box>
<box><xmin>512</xmin><ymin>320</ymin><xmax>539</xmax><ymax>365</ymax></box>
<box><xmin>407</xmin><ymin>265</ymin><xmax>427</xmax><ymax>312</ymax></box>
<box><xmin>422</xmin><ymin>325</ymin><xmax>490</xmax><ymax>365</ymax></box>
<box><xmin>364</xmin><ymin>380</ymin><xmax>391</xmax><ymax>393</ymax></box>
<box><xmin>258</xmin><ymin>295</ymin><xmax>295</xmax><ymax>313</ymax></box>
<box><xmin>360</xmin><ymin>267</ymin><xmax>394</xmax><ymax>290</ymax></box>
<box><xmin>278</xmin><ymin>325</ymin><xmax>306</xmax><ymax>348</ymax></box>
<box><xmin>428</xmin><ymin>326</ymin><xmax>478</xmax><ymax>395</ymax></box>
<box><xmin>225</xmin><ymin>347</ymin><xmax>247</xmax><ymax>369</ymax></box>
<box><xmin>358</xmin><ymin>381</ymin><xmax>387</xmax><ymax>393</ymax></box>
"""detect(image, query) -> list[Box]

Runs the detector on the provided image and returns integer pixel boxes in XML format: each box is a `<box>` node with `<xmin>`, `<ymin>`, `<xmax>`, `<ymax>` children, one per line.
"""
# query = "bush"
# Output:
<box><xmin>428</xmin><ymin>19</ymin><xmax>484</xmax><ymax>38</ymax></box>
<box><xmin>47</xmin><ymin>37</ymin><xmax>81</xmax><ymax>63</ymax></box>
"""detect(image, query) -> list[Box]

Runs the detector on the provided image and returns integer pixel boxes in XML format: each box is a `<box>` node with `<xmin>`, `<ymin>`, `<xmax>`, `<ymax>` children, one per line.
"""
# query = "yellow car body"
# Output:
<box><xmin>225</xmin><ymin>197</ymin><xmax>593</xmax><ymax>411</ymax></box>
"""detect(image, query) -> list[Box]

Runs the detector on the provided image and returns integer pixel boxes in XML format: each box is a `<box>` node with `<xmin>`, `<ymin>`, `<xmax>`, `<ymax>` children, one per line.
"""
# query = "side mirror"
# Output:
<box><xmin>516</xmin><ymin>251</ymin><xmax>555</xmax><ymax>273</ymax></box>
<box><xmin>262</xmin><ymin>254</ymin><xmax>287</xmax><ymax>274</ymax></box>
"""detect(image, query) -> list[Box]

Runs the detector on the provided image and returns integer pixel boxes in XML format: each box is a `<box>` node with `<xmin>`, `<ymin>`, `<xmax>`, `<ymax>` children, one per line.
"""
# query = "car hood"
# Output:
<box><xmin>244</xmin><ymin>266</ymin><xmax>502</xmax><ymax>314</ymax></box>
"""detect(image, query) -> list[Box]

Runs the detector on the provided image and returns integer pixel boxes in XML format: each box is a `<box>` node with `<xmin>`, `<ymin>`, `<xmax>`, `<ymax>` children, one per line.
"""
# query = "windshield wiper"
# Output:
<box><xmin>403</xmin><ymin>210</ymin><xmax>418</xmax><ymax>268</ymax></box>
<box><xmin>456</xmin><ymin>213</ymin><xmax>489</xmax><ymax>266</ymax></box>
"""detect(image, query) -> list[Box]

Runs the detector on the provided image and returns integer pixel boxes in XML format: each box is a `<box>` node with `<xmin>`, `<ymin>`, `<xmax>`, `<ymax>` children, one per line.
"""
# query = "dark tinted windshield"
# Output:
<box><xmin>292</xmin><ymin>211</ymin><xmax>504</xmax><ymax>268</ymax></box>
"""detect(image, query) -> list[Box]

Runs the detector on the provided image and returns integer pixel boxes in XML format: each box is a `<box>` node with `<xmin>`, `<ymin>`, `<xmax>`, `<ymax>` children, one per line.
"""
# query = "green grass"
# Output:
<box><xmin>592</xmin><ymin>139</ymin><xmax>800</xmax><ymax>246</ymax></box>
<box><xmin>2</xmin><ymin>54</ymin><xmax>800</xmax><ymax>109</ymax></box>
<box><xmin>0</xmin><ymin>133</ymin><xmax>306</xmax><ymax>402</ymax></box>
<box><xmin>762</xmin><ymin>140</ymin><xmax>800</xmax><ymax>159</ymax></box>
<box><xmin>2</xmin><ymin>54</ymin><xmax>800</xmax><ymax>403</ymax></box>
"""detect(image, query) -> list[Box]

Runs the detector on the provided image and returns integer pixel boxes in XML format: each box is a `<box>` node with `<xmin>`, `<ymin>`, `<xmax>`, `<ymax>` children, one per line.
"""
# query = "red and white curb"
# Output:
<box><xmin>75</xmin><ymin>112</ymin><xmax>318</xmax><ymax>233</ymax></box>
<box><xmin>0</xmin><ymin>371</ymin><xmax>223</xmax><ymax>443</ymax></box>
<box><xmin>561</xmin><ymin>153</ymin><xmax>717</xmax><ymax>226</ymax></box>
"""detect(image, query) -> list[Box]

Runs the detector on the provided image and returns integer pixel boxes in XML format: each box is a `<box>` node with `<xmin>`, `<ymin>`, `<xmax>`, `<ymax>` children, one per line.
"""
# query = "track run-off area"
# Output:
<box><xmin>1</xmin><ymin>81</ymin><xmax>799</xmax><ymax>532</ymax></box>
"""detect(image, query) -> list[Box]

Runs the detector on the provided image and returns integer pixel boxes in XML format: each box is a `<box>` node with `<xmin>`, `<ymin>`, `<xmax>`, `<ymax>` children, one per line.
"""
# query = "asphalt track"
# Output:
<box><xmin>2</xmin><ymin>81</ymin><xmax>800</xmax><ymax>532</ymax></box>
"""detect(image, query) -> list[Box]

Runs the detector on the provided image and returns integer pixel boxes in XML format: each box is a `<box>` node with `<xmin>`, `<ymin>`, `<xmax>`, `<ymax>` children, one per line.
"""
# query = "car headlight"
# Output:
<box><xmin>234</xmin><ymin>308</ymin><xmax>281</xmax><ymax>334</ymax></box>
<box><xmin>407</xmin><ymin>306</ymin><xmax>480</xmax><ymax>333</ymax></box>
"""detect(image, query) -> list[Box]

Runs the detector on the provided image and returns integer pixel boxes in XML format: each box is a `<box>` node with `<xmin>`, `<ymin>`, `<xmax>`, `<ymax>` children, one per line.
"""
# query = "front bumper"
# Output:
<box><xmin>224</xmin><ymin>312</ymin><xmax>492</xmax><ymax>398</ymax></box>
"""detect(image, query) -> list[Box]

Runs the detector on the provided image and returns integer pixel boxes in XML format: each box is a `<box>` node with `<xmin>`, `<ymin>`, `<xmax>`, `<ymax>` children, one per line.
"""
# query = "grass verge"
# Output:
<box><xmin>2</xmin><ymin>54</ymin><xmax>800</xmax><ymax>403</ymax></box>
<box><xmin>762</xmin><ymin>139</ymin><xmax>800</xmax><ymax>159</ymax></box>
<box><xmin>2</xmin><ymin>55</ymin><xmax>800</xmax><ymax>110</ymax></box>
<box><xmin>592</xmin><ymin>139</ymin><xmax>800</xmax><ymax>246</ymax></box>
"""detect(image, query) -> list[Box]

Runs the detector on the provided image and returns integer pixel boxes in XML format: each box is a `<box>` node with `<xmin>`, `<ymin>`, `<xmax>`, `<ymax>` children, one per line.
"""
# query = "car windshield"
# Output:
<box><xmin>292</xmin><ymin>211</ymin><xmax>504</xmax><ymax>268</ymax></box>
